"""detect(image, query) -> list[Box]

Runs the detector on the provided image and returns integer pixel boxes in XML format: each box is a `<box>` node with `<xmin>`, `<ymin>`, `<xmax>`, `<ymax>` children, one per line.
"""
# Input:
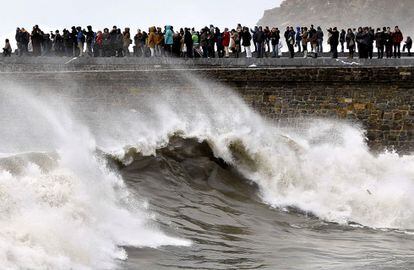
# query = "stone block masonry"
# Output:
<box><xmin>0</xmin><ymin>58</ymin><xmax>413</xmax><ymax>153</ymax></box>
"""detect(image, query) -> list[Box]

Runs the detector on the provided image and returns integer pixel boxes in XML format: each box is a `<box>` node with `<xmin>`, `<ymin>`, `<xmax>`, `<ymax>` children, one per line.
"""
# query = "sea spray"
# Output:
<box><xmin>0</xmin><ymin>87</ymin><xmax>190</xmax><ymax>269</ymax></box>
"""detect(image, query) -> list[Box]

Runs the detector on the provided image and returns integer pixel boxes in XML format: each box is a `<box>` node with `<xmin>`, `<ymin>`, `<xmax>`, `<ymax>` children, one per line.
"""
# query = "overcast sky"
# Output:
<box><xmin>1</xmin><ymin>0</ymin><xmax>282</xmax><ymax>47</ymax></box>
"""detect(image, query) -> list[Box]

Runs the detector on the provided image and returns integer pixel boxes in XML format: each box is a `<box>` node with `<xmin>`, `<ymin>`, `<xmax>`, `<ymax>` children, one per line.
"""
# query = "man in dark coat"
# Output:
<box><xmin>254</xmin><ymin>26</ymin><xmax>265</xmax><ymax>58</ymax></box>
<box><xmin>251</xmin><ymin>26</ymin><xmax>258</xmax><ymax>52</ymax></box>
<box><xmin>270</xmin><ymin>27</ymin><xmax>280</xmax><ymax>58</ymax></box>
<box><xmin>31</xmin><ymin>25</ymin><xmax>43</xmax><ymax>56</ymax></box>
<box><xmin>85</xmin><ymin>26</ymin><xmax>95</xmax><ymax>57</ymax></box>
<box><xmin>20</xmin><ymin>28</ymin><xmax>30</xmax><ymax>56</ymax></box>
<box><xmin>367</xmin><ymin>28</ymin><xmax>375</xmax><ymax>59</ymax></box>
<box><xmin>184</xmin><ymin>28</ymin><xmax>193</xmax><ymax>58</ymax></box>
<box><xmin>241</xmin><ymin>27</ymin><xmax>252</xmax><ymax>58</ymax></box>
<box><xmin>375</xmin><ymin>28</ymin><xmax>384</xmax><ymax>59</ymax></box>
<box><xmin>393</xmin><ymin>26</ymin><xmax>403</xmax><ymax>58</ymax></box>
<box><xmin>110</xmin><ymin>26</ymin><xmax>118</xmax><ymax>57</ymax></box>
<box><xmin>63</xmin><ymin>29</ymin><xmax>73</xmax><ymax>57</ymax></box>
<box><xmin>70</xmin><ymin>26</ymin><xmax>79</xmax><ymax>56</ymax></box>
<box><xmin>286</xmin><ymin>27</ymin><xmax>295</xmax><ymax>58</ymax></box>
<box><xmin>15</xmin><ymin>28</ymin><xmax>23</xmax><ymax>56</ymax></box>
<box><xmin>215</xmin><ymin>28</ymin><xmax>224</xmax><ymax>58</ymax></box>
<box><xmin>340</xmin><ymin>29</ymin><xmax>346</xmax><ymax>53</ymax></box>
<box><xmin>328</xmin><ymin>27</ymin><xmax>339</xmax><ymax>58</ymax></box>
<box><xmin>384</xmin><ymin>27</ymin><xmax>393</xmax><ymax>58</ymax></box>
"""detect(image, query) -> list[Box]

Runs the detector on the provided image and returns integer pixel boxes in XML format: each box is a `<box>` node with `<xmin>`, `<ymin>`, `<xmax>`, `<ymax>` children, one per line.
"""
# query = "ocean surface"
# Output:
<box><xmin>0</xmin><ymin>74</ymin><xmax>413</xmax><ymax>269</ymax></box>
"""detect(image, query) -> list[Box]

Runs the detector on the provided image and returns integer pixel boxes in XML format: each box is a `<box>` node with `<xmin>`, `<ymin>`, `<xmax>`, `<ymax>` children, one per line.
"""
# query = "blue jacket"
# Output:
<box><xmin>295</xmin><ymin>27</ymin><xmax>302</xmax><ymax>42</ymax></box>
<box><xmin>164</xmin><ymin>26</ymin><xmax>173</xmax><ymax>45</ymax></box>
<box><xmin>77</xmin><ymin>31</ymin><xmax>85</xmax><ymax>43</ymax></box>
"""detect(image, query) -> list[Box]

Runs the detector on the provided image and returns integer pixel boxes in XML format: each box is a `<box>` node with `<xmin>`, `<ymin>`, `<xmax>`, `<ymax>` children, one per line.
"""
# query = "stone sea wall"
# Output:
<box><xmin>0</xmin><ymin>58</ymin><xmax>413</xmax><ymax>153</ymax></box>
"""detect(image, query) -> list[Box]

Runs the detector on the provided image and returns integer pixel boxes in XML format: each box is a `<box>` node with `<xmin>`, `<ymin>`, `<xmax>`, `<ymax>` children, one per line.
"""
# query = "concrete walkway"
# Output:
<box><xmin>0</xmin><ymin>55</ymin><xmax>413</xmax><ymax>72</ymax></box>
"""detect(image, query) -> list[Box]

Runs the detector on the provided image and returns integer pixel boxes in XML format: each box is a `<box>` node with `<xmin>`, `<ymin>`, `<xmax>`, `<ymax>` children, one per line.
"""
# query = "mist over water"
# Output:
<box><xmin>0</xmin><ymin>72</ymin><xmax>413</xmax><ymax>269</ymax></box>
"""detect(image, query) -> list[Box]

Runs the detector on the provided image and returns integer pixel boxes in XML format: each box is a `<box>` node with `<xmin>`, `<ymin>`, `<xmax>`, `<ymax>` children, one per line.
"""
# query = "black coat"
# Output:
<box><xmin>329</xmin><ymin>30</ymin><xmax>339</xmax><ymax>46</ymax></box>
<box><xmin>270</xmin><ymin>31</ymin><xmax>280</xmax><ymax>45</ymax></box>
<box><xmin>241</xmin><ymin>31</ymin><xmax>251</xmax><ymax>47</ymax></box>
<box><xmin>255</xmin><ymin>30</ymin><xmax>265</xmax><ymax>43</ymax></box>
<box><xmin>184</xmin><ymin>31</ymin><xmax>193</xmax><ymax>46</ymax></box>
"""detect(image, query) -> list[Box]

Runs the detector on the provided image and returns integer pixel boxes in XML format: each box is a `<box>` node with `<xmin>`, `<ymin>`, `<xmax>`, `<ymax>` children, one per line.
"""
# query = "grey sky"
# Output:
<box><xmin>2</xmin><ymin>0</ymin><xmax>282</xmax><ymax>47</ymax></box>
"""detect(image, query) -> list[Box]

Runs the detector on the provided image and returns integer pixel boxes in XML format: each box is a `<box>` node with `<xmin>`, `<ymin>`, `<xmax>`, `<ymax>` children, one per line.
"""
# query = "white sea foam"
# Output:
<box><xmin>0</xmin><ymin>88</ymin><xmax>190</xmax><ymax>270</ymax></box>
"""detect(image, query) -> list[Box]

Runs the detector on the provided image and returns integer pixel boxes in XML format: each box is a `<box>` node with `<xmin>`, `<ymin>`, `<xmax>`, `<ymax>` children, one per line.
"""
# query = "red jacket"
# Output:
<box><xmin>222</xmin><ymin>32</ymin><xmax>230</xmax><ymax>47</ymax></box>
<box><xmin>96</xmin><ymin>33</ymin><xmax>103</xmax><ymax>46</ymax></box>
<box><xmin>393</xmin><ymin>31</ymin><xmax>403</xmax><ymax>44</ymax></box>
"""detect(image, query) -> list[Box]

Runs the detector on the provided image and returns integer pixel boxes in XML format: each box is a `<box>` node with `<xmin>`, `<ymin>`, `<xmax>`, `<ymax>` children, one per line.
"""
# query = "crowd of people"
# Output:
<box><xmin>3</xmin><ymin>24</ymin><xmax>413</xmax><ymax>59</ymax></box>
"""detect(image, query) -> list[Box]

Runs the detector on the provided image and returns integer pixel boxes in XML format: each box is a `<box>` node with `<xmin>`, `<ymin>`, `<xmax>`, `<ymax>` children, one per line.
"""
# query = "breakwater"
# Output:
<box><xmin>0</xmin><ymin>57</ymin><xmax>413</xmax><ymax>152</ymax></box>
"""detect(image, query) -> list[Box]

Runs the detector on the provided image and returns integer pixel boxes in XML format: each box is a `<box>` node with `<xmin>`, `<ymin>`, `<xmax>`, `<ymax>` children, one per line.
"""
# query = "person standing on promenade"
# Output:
<box><xmin>295</xmin><ymin>26</ymin><xmax>302</xmax><ymax>53</ymax></box>
<box><xmin>308</xmin><ymin>25</ymin><xmax>317</xmax><ymax>53</ymax></box>
<box><xmin>375</xmin><ymin>28</ymin><xmax>384</xmax><ymax>59</ymax></box>
<box><xmin>102</xmin><ymin>28</ymin><xmax>111</xmax><ymax>57</ymax></box>
<box><xmin>301</xmin><ymin>27</ymin><xmax>308</xmax><ymax>58</ymax></box>
<box><xmin>85</xmin><ymin>26</ymin><xmax>95</xmax><ymax>57</ymax></box>
<box><xmin>263</xmin><ymin>26</ymin><xmax>270</xmax><ymax>57</ymax></box>
<box><xmin>62</xmin><ymin>29</ymin><xmax>72</xmax><ymax>57</ymax></box>
<box><xmin>230</xmin><ymin>29</ymin><xmax>240</xmax><ymax>58</ymax></box>
<box><xmin>316</xmin><ymin>26</ymin><xmax>324</xmax><ymax>53</ymax></box>
<box><xmin>270</xmin><ymin>27</ymin><xmax>280</xmax><ymax>58</ymax></box>
<box><xmin>20</xmin><ymin>28</ymin><xmax>30</xmax><ymax>56</ymax></box>
<box><xmin>242</xmin><ymin>26</ymin><xmax>252</xmax><ymax>58</ymax></box>
<box><xmin>367</xmin><ymin>28</ymin><xmax>374</xmax><ymax>59</ymax></box>
<box><xmin>147</xmin><ymin>27</ymin><xmax>156</xmax><ymax>57</ymax></box>
<box><xmin>328</xmin><ymin>27</ymin><xmax>339</xmax><ymax>58</ymax></box>
<box><xmin>255</xmin><ymin>26</ymin><xmax>265</xmax><ymax>58</ymax></box>
<box><xmin>109</xmin><ymin>26</ymin><xmax>118</xmax><ymax>57</ymax></box>
<box><xmin>95</xmin><ymin>31</ymin><xmax>103</xmax><ymax>57</ymax></box>
<box><xmin>184</xmin><ymin>28</ymin><xmax>193</xmax><ymax>58</ymax></box>
<box><xmin>384</xmin><ymin>27</ymin><xmax>393</xmax><ymax>58</ymax></box>
<box><xmin>214</xmin><ymin>27</ymin><xmax>223</xmax><ymax>58</ymax></box>
<box><xmin>251</xmin><ymin>26</ymin><xmax>258</xmax><ymax>53</ymax></box>
<box><xmin>71</xmin><ymin>26</ymin><xmax>78</xmax><ymax>56</ymax></box>
<box><xmin>360</xmin><ymin>27</ymin><xmax>371</xmax><ymax>59</ymax></box>
<box><xmin>134</xmin><ymin>29</ymin><xmax>145</xmax><ymax>57</ymax></box>
<box><xmin>76</xmin><ymin>27</ymin><xmax>85</xmax><ymax>57</ymax></box>
<box><xmin>155</xmin><ymin>27</ymin><xmax>164</xmax><ymax>56</ymax></box>
<box><xmin>15</xmin><ymin>28</ymin><xmax>22</xmax><ymax>56</ymax></box>
<box><xmin>205</xmin><ymin>28</ymin><xmax>214</xmax><ymax>58</ymax></box>
<box><xmin>287</xmin><ymin>27</ymin><xmax>295</xmax><ymax>58</ymax></box>
<box><xmin>346</xmin><ymin>28</ymin><xmax>356</xmax><ymax>59</ymax></box>
<box><xmin>53</xmin><ymin>30</ymin><xmax>64</xmax><ymax>56</ymax></box>
<box><xmin>199</xmin><ymin>28</ymin><xmax>208</xmax><ymax>58</ymax></box>
<box><xmin>222</xmin><ymin>28</ymin><xmax>230</xmax><ymax>58</ymax></box>
<box><xmin>3</xmin><ymin>39</ymin><xmax>12</xmax><ymax>57</ymax></box>
<box><xmin>115</xmin><ymin>29</ymin><xmax>124</xmax><ymax>57</ymax></box>
<box><xmin>340</xmin><ymin>29</ymin><xmax>346</xmax><ymax>53</ymax></box>
<box><xmin>356</xmin><ymin>27</ymin><xmax>364</xmax><ymax>58</ymax></box>
<box><xmin>31</xmin><ymin>25</ymin><xmax>43</xmax><ymax>56</ymax></box>
<box><xmin>309</xmin><ymin>27</ymin><xmax>318</xmax><ymax>58</ymax></box>
<box><xmin>122</xmin><ymin>28</ymin><xmax>131</xmax><ymax>57</ymax></box>
<box><xmin>192</xmin><ymin>29</ymin><xmax>201</xmax><ymax>57</ymax></box>
<box><xmin>41</xmin><ymin>32</ymin><xmax>52</xmax><ymax>56</ymax></box>
<box><xmin>392</xmin><ymin>26</ymin><xmax>403</xmax><ymax>58</ymax></box>
<box><xmin>164</xmin><ymin>25</ymin><xmax>174</xmax><ymax>56</ymax></box>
